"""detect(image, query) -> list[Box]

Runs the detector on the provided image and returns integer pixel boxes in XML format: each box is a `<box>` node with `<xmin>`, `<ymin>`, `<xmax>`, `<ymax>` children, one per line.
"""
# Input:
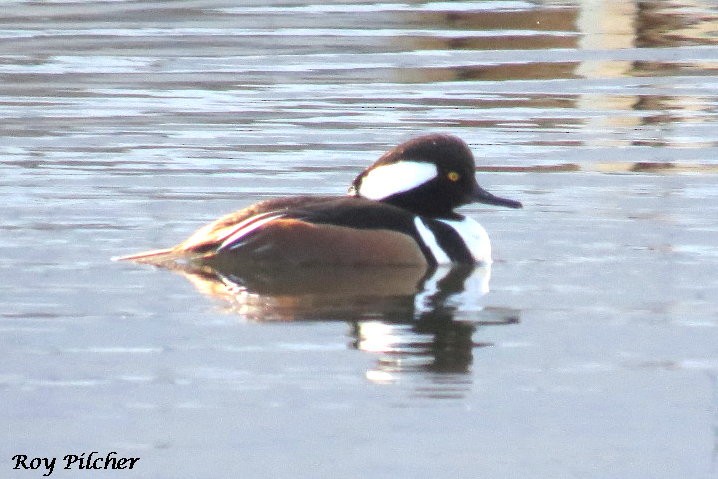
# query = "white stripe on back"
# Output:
<box><xmin>218</xmin><ymin>212</ymin><xmax>285</xmax><ymax>251</ymax></box>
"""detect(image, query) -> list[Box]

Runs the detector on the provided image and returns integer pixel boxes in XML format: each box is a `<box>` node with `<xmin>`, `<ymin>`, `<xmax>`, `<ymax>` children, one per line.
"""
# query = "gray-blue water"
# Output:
<box><xmin>2</xmin><ymin>1</ymin><xmax>718</xmax><ymax>478</ymax></box>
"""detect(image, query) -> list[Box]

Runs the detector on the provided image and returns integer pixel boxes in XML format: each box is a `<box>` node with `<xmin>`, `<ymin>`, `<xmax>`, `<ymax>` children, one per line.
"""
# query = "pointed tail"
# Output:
<box><xmin>112</xmin><ymin>248</ymin><xmax>180</xmax><ymax>266</ymax></box>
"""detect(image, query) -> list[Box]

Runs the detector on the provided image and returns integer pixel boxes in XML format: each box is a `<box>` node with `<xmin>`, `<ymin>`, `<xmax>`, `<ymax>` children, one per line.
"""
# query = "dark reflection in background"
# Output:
<box><xmin>393</xmin><ymin>0</ymin><xmax>717</xmax><ymax>145</ymax></box>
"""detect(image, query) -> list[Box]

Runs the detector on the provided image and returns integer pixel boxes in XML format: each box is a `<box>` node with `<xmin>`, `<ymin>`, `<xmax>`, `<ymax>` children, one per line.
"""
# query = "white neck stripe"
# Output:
<box><xmin>413</xmin><ymin>217</ymin><xmax>451</xmax><ymax>264</ymax></box>
<box><xmin>358</xmin><ymin>161</ymin><xmax>438</xmax><ymax>200</ymax></box>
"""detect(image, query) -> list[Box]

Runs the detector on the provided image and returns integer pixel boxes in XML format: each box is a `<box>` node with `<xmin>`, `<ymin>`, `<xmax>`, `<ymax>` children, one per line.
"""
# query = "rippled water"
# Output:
<box><xmin>2</xmin><ymin>1</ymin><xmax>718</xmax><ymax>478</ymax></box>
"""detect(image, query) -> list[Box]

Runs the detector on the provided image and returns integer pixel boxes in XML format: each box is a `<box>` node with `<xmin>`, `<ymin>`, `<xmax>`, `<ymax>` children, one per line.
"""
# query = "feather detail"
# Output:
<box><xmin>112</xmin><ymin>248</ymin><xmax>180</xmax><ymax>266</ymax></box>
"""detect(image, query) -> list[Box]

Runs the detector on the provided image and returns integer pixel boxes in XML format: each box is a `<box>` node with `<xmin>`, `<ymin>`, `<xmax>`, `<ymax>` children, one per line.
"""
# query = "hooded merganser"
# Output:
<box><xmin>116</xmin><ymin>134</ymin><xmax>522</xmax><ymax>268</ymax></box>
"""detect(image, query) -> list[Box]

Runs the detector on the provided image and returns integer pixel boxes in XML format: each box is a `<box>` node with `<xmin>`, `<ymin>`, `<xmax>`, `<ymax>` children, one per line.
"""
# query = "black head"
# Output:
<box><xmin>349</xmin><ymin>134</ymin><xmax>522</xmax><ymax>218</ymax></box>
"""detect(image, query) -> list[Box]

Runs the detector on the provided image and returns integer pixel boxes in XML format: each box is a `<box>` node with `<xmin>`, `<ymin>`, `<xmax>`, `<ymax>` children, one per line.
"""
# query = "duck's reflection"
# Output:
<box><xmin>352</xmin><ymin>265</ymin><xmax>519</xmax><ymax>388</ymax></box>
<box><xmin>171</xmin><ymin>260</ymin><xmax>519</xmax><ymax>387</ymax></box>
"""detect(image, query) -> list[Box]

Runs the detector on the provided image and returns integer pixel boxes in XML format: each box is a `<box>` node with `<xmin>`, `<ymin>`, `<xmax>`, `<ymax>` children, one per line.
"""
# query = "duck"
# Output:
<box><xmin>116</xmin><ymin>134</ymin><xmax>522</xmax><ymax>269</ymax></box>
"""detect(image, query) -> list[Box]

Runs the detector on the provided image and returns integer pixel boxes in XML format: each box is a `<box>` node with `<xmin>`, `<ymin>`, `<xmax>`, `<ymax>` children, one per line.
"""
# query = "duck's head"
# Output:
<box><xmin>349</xmin><ymin>134</ymin><xmax>522</xmax><ymax>218</ymax></box>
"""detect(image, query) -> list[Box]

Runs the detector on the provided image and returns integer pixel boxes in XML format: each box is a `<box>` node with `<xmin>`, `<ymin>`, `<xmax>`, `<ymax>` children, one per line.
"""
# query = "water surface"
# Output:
<box><xmin>2</xmin><ymin>1</ymin><xmax>718</xmax><ymax>478</ymax></box>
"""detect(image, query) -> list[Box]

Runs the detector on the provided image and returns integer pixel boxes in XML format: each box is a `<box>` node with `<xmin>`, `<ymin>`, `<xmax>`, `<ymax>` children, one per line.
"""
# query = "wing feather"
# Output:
<box><xmin>117</xmin><ymin>196</ymin><xmax>429</xmax><ymax>267</ymax></box>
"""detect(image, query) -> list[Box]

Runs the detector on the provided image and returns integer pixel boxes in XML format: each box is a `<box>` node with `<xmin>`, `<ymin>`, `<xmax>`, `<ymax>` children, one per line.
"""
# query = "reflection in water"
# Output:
<box><xmin>161</xmin><ymin>260</ymin><xmax>518</xmax><ymax>389</ymax></box>
<box><xmin>393</xmin><ymin>0</ymin><xmax>718</xmax><ymax>150</ymax></box>
<box><xmin>634</xmin><ymin>0</ymin><xmax>718</xmax><ymax>48</ymax></box>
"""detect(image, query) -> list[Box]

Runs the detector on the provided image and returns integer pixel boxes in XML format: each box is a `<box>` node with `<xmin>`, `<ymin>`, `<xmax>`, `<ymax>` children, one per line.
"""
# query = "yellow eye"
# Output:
<box><xmin>447</xmin><ymin>171</ymin><xmax>460</xmax><ymax>182</ymax></box>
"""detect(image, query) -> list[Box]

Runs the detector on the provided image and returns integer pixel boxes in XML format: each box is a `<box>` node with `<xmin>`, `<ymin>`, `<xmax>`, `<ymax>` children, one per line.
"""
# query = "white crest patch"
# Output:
<box><xmin>357</xmin><ymin>161</ymin><xmax>438</xmax><ymax>200</ymax></box>
<box><xmin>438</xmin><ymin>217</ymin><xmax>492</xmax><ymax>264</ymax></box>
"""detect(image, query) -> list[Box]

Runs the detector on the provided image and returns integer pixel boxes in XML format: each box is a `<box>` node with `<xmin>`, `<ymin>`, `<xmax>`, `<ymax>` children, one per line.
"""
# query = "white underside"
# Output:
<box><xmin>414</xmin><ymin>216</ymin><xmax>492</xmax><ymax>264</ymax></box>
<box><xmin>438</xmin><ymin>216</ymin><xmax>492</xmax><ymax>264</ymax></box>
